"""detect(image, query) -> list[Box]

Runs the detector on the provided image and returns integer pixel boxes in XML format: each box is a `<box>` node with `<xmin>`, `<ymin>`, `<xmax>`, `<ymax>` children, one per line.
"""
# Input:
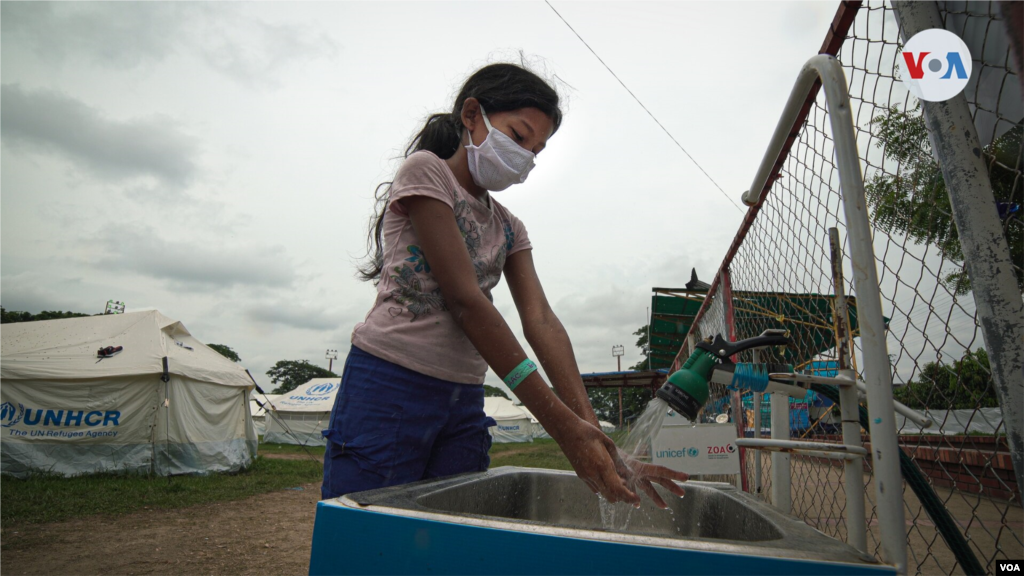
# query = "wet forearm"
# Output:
<box><xmin>525</xmin><ymin>311</ymin><xmax>600</xmax><ymax>428</ymax></box>
<box><xmin>448</xmin><ymin>293</ymin><xmax>580</xmax><ymax>437</ymax></box>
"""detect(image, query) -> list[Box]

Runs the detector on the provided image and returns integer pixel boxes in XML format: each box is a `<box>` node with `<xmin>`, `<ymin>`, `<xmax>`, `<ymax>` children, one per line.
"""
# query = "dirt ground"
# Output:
<box><xmin>2</xmin><ymin>475</ymin><xmax>321</xmax><ymax>576</ymax></box>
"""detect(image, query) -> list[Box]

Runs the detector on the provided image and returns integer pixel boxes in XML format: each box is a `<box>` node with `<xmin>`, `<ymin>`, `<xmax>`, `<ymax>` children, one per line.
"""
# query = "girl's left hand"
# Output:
<box><xmin>611</xmin><ymin>448</ymin><xmax>689</xmax><ymax>509</ymax></box>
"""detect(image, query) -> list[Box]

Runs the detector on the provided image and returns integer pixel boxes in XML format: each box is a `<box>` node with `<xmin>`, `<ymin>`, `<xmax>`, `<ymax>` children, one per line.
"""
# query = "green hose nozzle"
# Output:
<box><xmin>656</xmin><ymin>348</ymin><xmax>716</xmax><ymax>420</ymax></box>
<box><xmin>656</xmin><ymin>333</ymin><xmax>793</xmax><ymax>420</ymax></box>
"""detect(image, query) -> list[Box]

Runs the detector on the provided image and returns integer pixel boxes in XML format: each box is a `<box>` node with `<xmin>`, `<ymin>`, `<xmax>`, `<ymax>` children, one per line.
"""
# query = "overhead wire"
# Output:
<box><xmin>543</xmin><ymin>0</ymin><xmax>744</xmax><ymax>213</ymax></box>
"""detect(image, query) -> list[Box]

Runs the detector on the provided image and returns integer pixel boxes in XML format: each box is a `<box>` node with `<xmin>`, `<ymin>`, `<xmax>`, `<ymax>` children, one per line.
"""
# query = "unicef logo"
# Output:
<box><xmin>305</xmin><ymin>382</ymin><xmax>337</xmax><ymax>396</ymax></box>
<box><xmin>1</xmin><ymin>402</ymin><xmax>23</xmax><ymax>428</ymax></box>
<box><xmin>687</xmin><ymin>447</ymin><xmax>699</xmax><ymax>458</ymax></box>
<box><xmin>898</xmin><ymin>28</ymin><xmax>972</xmax><ymax>102</ymax></box>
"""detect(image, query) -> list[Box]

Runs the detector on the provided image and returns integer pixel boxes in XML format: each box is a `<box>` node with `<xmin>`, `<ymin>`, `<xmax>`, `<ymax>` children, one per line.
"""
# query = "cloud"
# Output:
<box><xmin>554</xmin><ymin>286</ymin><xmax>649</xmax><ymax>331</ymax></box>
<box><xmin>0</xmin><ymin>271</ymin><xmax>98</xmax><ymax>315</ymax></box>
<box><xmin>0</xmin><ymin>3</ymin><xmax>183</xmax><ymax>69</ymax></box>
<box><xmin>93</xmin><ymin>225</ymin><xmax>295</xmax><ymax>290</ymax></box>
<box><xmin>198</xmin><ymin>10</ymin><xmax>339</xmax><ymax>89</ymax></box>
<box><xmin>0</xmin><ymin>3</ymin><xmax>338</xmax><ymax>88</ymax></box>
<box><xmin>1</xmin><ymin>84</ymin><xmax>200</xmax><ymax>185</ymax></box>
<box><xmin>246</xmin><ymin>304</ymin><xmax>352</xmax><ymax>332</ymax></box>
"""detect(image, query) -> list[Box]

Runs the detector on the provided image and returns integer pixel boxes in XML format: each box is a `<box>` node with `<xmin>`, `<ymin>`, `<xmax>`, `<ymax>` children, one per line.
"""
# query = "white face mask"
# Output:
<box><xmin>464</xmin><ymin>106</ymin><xmax>536</xmax><ymax>192</ymax></box>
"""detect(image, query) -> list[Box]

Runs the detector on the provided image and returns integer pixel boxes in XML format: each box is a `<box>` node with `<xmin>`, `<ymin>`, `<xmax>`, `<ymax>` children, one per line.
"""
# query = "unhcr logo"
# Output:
<box><xmin>1</xmin><ymin>402</ymin><xmax>24</xmax><ymax>428</ymax></box>
<box><xmin>0</xmin><ymin>404</ymin><xmax>121</xmax><ymax>428</ymax></box>
<box><xmin>305</xmin><ymin>382</ymin><xmax>337</xmax><ymax>396</ymax></box>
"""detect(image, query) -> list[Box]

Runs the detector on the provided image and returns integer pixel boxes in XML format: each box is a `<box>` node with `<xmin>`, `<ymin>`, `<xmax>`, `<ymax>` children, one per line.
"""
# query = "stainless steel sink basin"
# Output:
<box><xmin>414</xmin><ymin>468</ymin><xmax>782</xmax><ymax>541</ymax></box>
<box><xmin>329</xmin><ymin>466</ymin><xmax>886</xmax><ymax>569</ymax></box>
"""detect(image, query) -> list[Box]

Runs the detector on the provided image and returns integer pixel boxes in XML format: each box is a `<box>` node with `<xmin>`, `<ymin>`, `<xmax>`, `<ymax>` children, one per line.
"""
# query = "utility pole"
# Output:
<box><xmin>612</xmin><ymin>345</ymin><xmax>625</xmax><ymax>429</ymax></box>
<box><xmin>325</xmin><ymin>349</ymin><xmax>338</xmax><ymax>373</ymax></box>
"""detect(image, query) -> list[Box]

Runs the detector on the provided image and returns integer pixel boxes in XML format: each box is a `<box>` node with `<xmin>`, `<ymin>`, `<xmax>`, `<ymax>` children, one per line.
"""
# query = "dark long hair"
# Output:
<box><xmin>357</xmin><ymin>63</ymin><xmax>563</xmax><ymax>284</ymax></box>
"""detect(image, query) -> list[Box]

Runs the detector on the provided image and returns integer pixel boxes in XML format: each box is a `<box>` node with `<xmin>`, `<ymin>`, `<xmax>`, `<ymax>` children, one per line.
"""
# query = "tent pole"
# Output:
<box><xmin>161</xmin><ymin>356</ymin><xmax>170</xmax><ymax>478</ymax></box>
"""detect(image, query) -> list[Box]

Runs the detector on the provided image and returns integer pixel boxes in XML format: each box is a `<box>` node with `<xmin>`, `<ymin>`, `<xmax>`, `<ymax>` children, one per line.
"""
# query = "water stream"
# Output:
<box><xmin>596</xmin><ymin>397</ymin><xmax>676</xmax><ymax>530</ymax></box>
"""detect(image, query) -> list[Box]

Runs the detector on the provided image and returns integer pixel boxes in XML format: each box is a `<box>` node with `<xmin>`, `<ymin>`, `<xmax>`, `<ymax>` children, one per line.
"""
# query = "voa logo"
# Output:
<box><xmin>998</xmin><ymin>560</ymin><xmax>1022</xmax><ymax>574</ymax></box>
<box><xmin>899</xmin><ymin>28</ymin><xmax>972</xmax><ymax>102</ymax></box>
<box><xmin>306</xmin><ymin>382</ymin><xmax>337</xmax><ymax>396</ymax></box>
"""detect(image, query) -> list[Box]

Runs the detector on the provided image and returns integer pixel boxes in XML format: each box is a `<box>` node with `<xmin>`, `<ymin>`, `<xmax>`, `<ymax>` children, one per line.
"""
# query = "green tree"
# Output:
<box><xmin>484</xmin><ymin>385</ymin><xmax>509</xmax><ymax>399</ymax></box>
<box><xmin>585</xmin><ymin>324</ymin><xmax>658</xmax><ymax>426</ymax></box>
<box><xmin>208</xmin><ymin>344</ymin><xmax>241</xmax><ymax>363</ymax></box>
<box><xmin>628</xmin><ymin>324</ymin><xmax>651</xmax><ymax>371</ymax></box>
<box><xmin>893</xmin><ymin>348</ymin><xmax>997</xmax><ymax>409</ymax></box>
<box><xmin>587</xmin><ymin>387</ymin><xmax>652</xmax><ymax>427</ymax></box>
<box><xmin>1</xmin><ymin>307</ymin><xmax>93</xmax><ymax>323</ymax></box>
<box><xmin>865</xmin><ymin>105</ymin><xmax>1022</xmax><ymax>295</ymax></box>
<box><xmin>266</xmin><ymin>360</ymin><xmax>337</xmax><ymax>394</ymax></box>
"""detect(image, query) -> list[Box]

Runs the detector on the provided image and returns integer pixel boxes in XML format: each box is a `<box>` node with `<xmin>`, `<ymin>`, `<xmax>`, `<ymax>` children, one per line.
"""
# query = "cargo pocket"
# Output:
<box><xmin>323</xmin><ymin>397</ymin><xmax>403</xmax><ymax>482</ymax></box>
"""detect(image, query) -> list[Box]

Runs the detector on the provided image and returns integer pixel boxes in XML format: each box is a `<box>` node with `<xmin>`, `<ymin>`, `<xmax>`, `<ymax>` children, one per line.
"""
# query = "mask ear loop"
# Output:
<box><xmin>462</xmin><ymin>104</ymin><xmax>491</xmax><ymax>148</ymax></box>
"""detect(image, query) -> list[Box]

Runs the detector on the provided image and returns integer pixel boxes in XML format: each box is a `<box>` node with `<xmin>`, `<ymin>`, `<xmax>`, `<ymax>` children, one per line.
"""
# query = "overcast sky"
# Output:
<box><xmin>1</xmin><ymin>1</ymin><xmax>840</xmax><ymax>391</ymax></box>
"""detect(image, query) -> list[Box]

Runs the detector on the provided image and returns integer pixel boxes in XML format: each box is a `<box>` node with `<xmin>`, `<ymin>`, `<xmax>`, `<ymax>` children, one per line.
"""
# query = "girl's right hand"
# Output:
<box><xmin>550</xmin><ymin>418</ymin><xmax>641</xmax><ymax>506</ymax></box>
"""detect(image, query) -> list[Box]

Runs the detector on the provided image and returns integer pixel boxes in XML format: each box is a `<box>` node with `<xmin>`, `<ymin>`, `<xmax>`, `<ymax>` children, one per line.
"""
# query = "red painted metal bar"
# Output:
<box><xmin>721</xmin><ymin>269</ymin><xmax>750</xmax><ymax>492</ymax></box>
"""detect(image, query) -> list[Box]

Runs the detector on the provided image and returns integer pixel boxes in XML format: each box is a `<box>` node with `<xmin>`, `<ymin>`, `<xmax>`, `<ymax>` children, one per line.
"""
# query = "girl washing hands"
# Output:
<box><xmin>322</xmin><ymin>62</ymin><xmax>687</xmax><ymax>507</ymax></box>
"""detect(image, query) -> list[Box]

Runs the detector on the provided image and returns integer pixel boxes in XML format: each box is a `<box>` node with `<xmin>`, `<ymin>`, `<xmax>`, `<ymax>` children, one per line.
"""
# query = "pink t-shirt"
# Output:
<box><xmin>351</xmin><ymin>150</ymin><xmax>532</xmax><ymax>384</ymax></box>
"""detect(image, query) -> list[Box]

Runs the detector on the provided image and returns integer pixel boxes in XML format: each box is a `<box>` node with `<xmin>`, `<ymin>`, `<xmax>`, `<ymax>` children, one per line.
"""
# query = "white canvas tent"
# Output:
<box><xmin>515</xmin><ymin>405</ymin><xmax>550</xmax><ymax>440</ymax></box>
<box><xmin>516</xmin><ymin>405</ymin><xmax>615</xmax><ymax>438</ymax></box>
<box><xmin>249</xmin><ymin>392</ymin><xmax>280</xmax><ymax>437</ymax></box>
<box><xmin>262</xmin><ymin>379</ymin><xmax>339</xmax><ymax>446</ymax></box>
<box><xmin>0</xmin><ymin>310</ymin><xmax>257</xmax><ymax>478</ymax></box>
<box><xmin>484</xmin><ymin>397</ymin><xmax>533</xmax><ymax>443</ymax></box>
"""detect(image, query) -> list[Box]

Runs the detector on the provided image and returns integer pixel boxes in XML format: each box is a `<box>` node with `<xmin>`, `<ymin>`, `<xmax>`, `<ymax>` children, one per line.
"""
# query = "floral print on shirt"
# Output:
<box><xmin>386</xmin><ymin>214</ymin><xmax>515</xmax><ymax>321</ymax></box>
<box><xmin>405</xmin><ymin>245</ymin><xmax>430</xmax><ymax>273</ymax></box>
<box><xmin>384</xmin><ymin>264</ymin><xmax>446</xmax><ymax>321</ymax></box>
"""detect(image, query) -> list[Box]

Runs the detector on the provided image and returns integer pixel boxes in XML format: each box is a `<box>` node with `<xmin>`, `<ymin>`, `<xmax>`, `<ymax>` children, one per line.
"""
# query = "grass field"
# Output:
<box><xmin>2</xmin><ymin>437</ymin><xmax>590</xmax><ymax>526</ymax></box>
<box><xmin>488</xmin><ymin>438</ymin><xmax>574</xmax><ymax>471</ymax></box>
<box><xmin>1</xmin><ymin>445</ymin><xmax>323</xmax><ymax>525</ymax></box>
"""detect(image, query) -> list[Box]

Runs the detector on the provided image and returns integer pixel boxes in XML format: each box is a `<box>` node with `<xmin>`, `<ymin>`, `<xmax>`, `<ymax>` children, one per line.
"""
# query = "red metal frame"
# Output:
<box><xmin>671</xmin><ymin>0</ymin><xmax>862</xmax><ymax>372</ymax></box>
<box><xmin>721</xmin><ymin>269</ymin><xmax>750</xmax><ymax>491</ymax></box>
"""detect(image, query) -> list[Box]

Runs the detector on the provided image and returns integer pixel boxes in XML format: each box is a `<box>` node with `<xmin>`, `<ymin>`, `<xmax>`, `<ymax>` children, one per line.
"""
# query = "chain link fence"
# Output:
<box><xmin>673</xmin><ymin>1</ymin><xmax>1022</xmax><ymax>574</ymax></box>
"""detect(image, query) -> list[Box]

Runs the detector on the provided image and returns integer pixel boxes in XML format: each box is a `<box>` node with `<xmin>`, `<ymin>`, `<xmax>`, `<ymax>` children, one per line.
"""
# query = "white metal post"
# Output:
<box><xmin>752</xmin><ymin>349</ymin><xmax>763</xmax><ymax>496</ymax></box>
<box><xmin>770</xmin><ymin>391</ymin><xmax>791</xmax><ymax>513</ymax></box>
<box><xmin>829</xmin><ymin>227</ymin><xmax>867</xmax><ymax>554</ymax></box>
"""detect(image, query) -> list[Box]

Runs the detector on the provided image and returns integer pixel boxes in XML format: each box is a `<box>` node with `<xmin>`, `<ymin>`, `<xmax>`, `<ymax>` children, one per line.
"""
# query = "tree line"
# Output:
<box><xmin>3</xmin><ymin>307</ymin><xmax>1002</xmax><ymax>411</ymax></box>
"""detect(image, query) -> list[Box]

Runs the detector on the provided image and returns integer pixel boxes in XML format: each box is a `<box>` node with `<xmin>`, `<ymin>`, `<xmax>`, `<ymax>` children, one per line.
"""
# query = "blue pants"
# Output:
<box><xmin>321</xmin><ymin>345</ymin><xmax>496</xmax><ymax>500</ymax></box>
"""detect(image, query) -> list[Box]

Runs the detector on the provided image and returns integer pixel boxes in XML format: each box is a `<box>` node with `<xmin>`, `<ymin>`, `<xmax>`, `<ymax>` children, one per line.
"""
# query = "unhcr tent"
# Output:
<box><xmin>263</xmin><ymin>379</ymin><xmax>339</xmax><ymax>446</ymax></box>
<box><xmin>249</xmin><ymin>393</ymin><xmax>280</xmax><ymax>437</ymax></box>
<box><xmin>0</xmin><ymin>310</ymin><xmax>257</xmax><ymax>478</ymax></box>
<box><xmin>484</xmin><ymin>397</ymin><xmax>533</xmax><ymax>443</ymax></box>
<box><xmin>516</xmin><ymin>403</ymin><xmax>614</xmax><ymax>438</ymax></box>
<box><xmin>516</xmin><ymin>405</ymin><xmax>550</xmax><ymax>440</ymax></box>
